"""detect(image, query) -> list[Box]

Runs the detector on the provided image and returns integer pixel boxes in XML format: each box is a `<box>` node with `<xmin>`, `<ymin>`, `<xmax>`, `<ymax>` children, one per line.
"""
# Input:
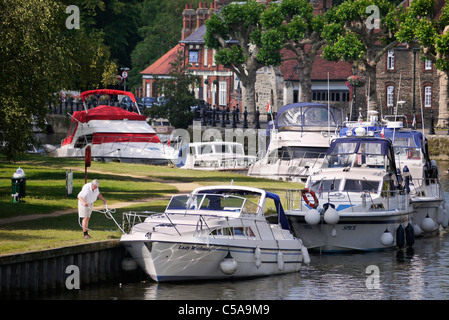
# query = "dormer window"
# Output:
<box><xmin>189</xmin><ymin>50</ymin><xmax>199</xmax><ymax>64</ymax></box>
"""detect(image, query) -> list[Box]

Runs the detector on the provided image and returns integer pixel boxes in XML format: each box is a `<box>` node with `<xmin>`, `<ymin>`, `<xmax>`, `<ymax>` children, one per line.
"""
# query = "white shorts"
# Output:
<box><xmin>78</xmin><ymin>202</ymin><xmax>93</xmax><ymax>218</ymax></box>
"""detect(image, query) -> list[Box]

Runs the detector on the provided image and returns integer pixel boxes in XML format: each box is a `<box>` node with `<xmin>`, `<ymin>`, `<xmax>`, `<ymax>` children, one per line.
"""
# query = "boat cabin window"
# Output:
<box><xmin>210</xmin><ymin>227</ymin><xmax>255</xmax><ymax>237</ymax></box>
<box><xmin>190</xmin><ymin>146</ymin><xmax>197</xmax><ymax>156</ymax></box>
<box><xmin>215</xmin><ymin>144</ymin><xmax>231</xmax><ymax>154</ymax></box>
<box><xmin>201</xmin><ymin>144</ymin><xmax>214</xmax><ymax>155</ymax></box>
<box><xmin>343</xmin><ymin>179</ymin><xmax>380</xmax><ymax>193</ymax></box>
<box><xmin>74</xmin><ymin>134</ymin><xmax>93</xmax><ymax>149</ymax></box>
<box><xmin>309</xmin><ymin>179</ymin><xmax>342</xmax><ymax>193</ymax></box>
<box><xmin>395</xmin><ymin>146</ymin><xmax>421</xmax><ymax>160</ymax></box>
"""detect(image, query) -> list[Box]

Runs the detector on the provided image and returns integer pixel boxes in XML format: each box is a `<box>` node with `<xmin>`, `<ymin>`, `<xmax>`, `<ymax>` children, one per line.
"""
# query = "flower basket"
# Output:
<box><xmin>346</xmin><ymin>75</ymin><xmax>364</xmax><ymax>88</ymax></box>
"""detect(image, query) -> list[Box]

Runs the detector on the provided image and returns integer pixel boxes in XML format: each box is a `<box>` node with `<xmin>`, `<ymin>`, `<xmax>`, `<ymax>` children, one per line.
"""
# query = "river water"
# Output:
<box><xmin>41</xmin><ymin>161</ymin><xmax>449</xmax><ymax>301</ymax></box>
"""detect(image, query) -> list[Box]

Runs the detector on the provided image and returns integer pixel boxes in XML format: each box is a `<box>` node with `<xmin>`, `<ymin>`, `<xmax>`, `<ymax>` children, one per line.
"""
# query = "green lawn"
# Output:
<box><xmin>0</xmin><ymin>154</ymin><xmax>301</xmax><ymax>255</ymax></box>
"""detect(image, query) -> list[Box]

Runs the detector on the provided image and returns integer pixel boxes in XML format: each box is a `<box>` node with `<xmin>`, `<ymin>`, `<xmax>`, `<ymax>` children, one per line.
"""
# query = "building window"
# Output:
<box><xmin>219</xmin><ymin>81</ymin><xmax>227</xmax><ymax>106</ymax></box>
<box><xmin>425</xmin><ymin>60</ymin><xmax>432</xmax><ymax>71</ymax></box>
<box><xmin>387</xmin><ymin>50</ymin><xmax>395</xmax><ymax>70</ymax></box>
<box><xmin>189</xmin><ymin>50</ymin><xmax>199</xmax><ymax>64</ymax></box>
<box><xmin>386</xmin><ymin>85</ymin><xmax>394</xmax><ymax>107</ymax></box>
<box><xmin>204</xmin><ymin>48</ymin><xmax>208</xmax><ymax>66</ymax></box>
<box><xmin>424</xmin><ymin>86</ymin><xmax>432</xmax><ymax>108</ymax></box>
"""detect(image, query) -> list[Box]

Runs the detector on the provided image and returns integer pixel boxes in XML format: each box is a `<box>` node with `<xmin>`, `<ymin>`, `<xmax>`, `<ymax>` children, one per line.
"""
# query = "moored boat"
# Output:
<box><xmin>247</xmin><ymin>102</ymin><xmax>344</xmax><ymax>182</ymax></box>
<box><xmin>44</xmin><ymin>89</ymin><xmax>176</xmax><ymax>164</ymax></box>
<box><xmin>120</xmin><ymin>185</ymin><xmax>310</xmax><ymax>282</ymax></box>
<box><xmin>285</xmin><ymin>131</ymin><xmax>415</xmax><ymax>252</ymax></box>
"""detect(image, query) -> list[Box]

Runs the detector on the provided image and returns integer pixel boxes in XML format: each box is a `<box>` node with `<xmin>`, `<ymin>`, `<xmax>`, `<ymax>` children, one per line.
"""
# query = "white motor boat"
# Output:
<box><xmin>380</xmin><ymin>120</ymin><xmax>446</xmax><ymax>236</ymax></box>
<box><xmin>285</xmin><ymin>131</ymin><xmax>415</xmax><ymax>252</ymax></box>
<box><xmin>341</xmin><ymin>116</ymin><xmax>447</xmax><ymax>237</ymax></box>
<box><xmin>120</xmin><ymin>185</ymin><xmax>310</xmax><ymax>282</ymax></box>
<box><xmin>176</xmin><ymin>141</ymin><xmax>256</xmax><ymax>171</ymax></box>
<box><xmin>247</xmin><ymin>102</ymin><xmax>344</xmax><ymax>182</ymax></box>
<box><xmin>44</xmin><ymin>89</ymin><xmax>176</xmax><ymax>164</ymax></box>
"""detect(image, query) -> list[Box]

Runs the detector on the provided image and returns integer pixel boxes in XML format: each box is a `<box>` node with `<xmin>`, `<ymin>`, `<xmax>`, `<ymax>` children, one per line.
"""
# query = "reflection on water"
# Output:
<box><xmin>43</xmin><ymin>161</ymin><xmax>449</xmax><ymax>300</ymax></box>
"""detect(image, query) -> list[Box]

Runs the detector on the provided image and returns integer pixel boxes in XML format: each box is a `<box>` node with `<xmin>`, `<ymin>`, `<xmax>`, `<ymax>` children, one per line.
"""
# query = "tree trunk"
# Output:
<box><xmin>242</xmin><ymin>79</ymin><xmax>257</xmax><ymax>122</ymax></box>
<box><xmin>363</xmin><ymin>65</ymin><xmax>378</xmax><ymax>116</ymax></box>
<box><xmin>299</xmin><ymin>64</ymin><xmax>313</xmax><ymax>102</ymax></box>
<box><xmin>437</xmin><ymin>69</ymin><xmax>449</xmax><ymax>128</ymax></box>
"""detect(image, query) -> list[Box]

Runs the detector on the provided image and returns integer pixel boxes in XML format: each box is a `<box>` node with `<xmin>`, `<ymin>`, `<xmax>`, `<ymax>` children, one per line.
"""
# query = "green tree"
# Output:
<box><xmin>322</xmin><ymin>0</ymin><xmax>402</xmax><ymax>113</ymax></box>
<box><xmin>204</xmin><ymin>0</ymin><xmax>266</xmax><ymax>119</ymax></box>
<box><xmin>396</xmin><ymin>0</ymin><xmax>449</xmax><ymax>127</ymax></box>
<box><xmin>0</xmin><ymin>0</ymin><xmax>74</xmax><ymax>160</ymax></box>
<box><xmin>148</xmin><ymin>51</ymin><xmax>200</xmax><ymax>129</ymax></box>
<box><xmin>129</xmin><ymin>0</ymin><xmax>203</xmax><ymax>92</ymax></box>
<box><xmin>259</xmin><ymin>0</ymin><xmax>326</xmax><ymax>102</ymax></box>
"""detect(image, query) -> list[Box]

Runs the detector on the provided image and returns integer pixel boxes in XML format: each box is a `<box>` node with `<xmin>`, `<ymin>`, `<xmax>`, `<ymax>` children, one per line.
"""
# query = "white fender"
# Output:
<box><xmin>254</xmin><ymin>246</ymin><xmax>262</xmax><ymax>268</ymax></box>
<box><xmin>277</xmin><ymin>251</ymin><xmax>284</xmax><ymax>271</ymax></box>
<box><xmin>305</xmin><ymin>208</ymin><xmax>320</xmax><ymax>225</ymax></box>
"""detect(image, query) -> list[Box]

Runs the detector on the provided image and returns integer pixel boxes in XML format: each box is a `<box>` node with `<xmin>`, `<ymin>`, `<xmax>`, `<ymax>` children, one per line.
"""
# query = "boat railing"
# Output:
<box><xmin>408</xmin><ymin>177</ymin><xmax>442</xmax><ymax>198</ymax></box>
<box><xmin>286</xmin><ymin>188</ymin><xmax>410</xmax><ymax>213</ymax></box>
<box><xmin>264</xmin><ymin>150</ymin><xmax>326</xmax><ymax>179</ymax></box>
<box><xmin>122</xmin><ymin>210</ymin><xmax>293</xmax><ymax>240</ymax></box>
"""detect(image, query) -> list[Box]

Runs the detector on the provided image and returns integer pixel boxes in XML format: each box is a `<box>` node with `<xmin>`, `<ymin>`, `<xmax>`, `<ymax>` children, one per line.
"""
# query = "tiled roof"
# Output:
<box><xmin>180</xmin><ymin>25</ymin><xmax>207</xmax><ymax>44</ymax></box>
<box><xmin>140</xmin><ymin>44</ymin><xmax>183</xmax><ymax>76</ymax></box>
<box><xmin>280</xmin><ymin>49</ymin><xmax>352</xmax><ymax>81</ymax></box>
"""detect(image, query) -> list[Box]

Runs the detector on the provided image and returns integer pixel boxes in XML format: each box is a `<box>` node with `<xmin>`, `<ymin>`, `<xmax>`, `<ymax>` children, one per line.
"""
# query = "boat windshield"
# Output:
<box><xmin>322</xmin><ymin>140</ymin><xmax>387</xmax><ymax>169</ymax></box>
<box><xmin>166</xmin><ymin>193</ymin><xmax>261</xmax><ymax>215</ymax></box>
<box><xmin>309</xmin><ymin>179</ymin><xmax>342</xmax><ymax>193</ymax></box>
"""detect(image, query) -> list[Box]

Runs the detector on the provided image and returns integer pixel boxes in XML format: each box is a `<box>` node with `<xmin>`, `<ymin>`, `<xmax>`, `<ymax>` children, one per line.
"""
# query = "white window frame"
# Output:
<box><xmin>424</xmin><ymin>86</ymin><xmax>432</xmax><ymax>108</ymax></box>
<box><xmin>425</xmin><ymin>60</ymin><xmax>432</xmax><ymax>71</ymax></box>
<box><xmin>386</xmin><ymin>85</ymin><xmax>394</xmax><ymax>107</ymax></box>
<box><xmin>387</xmin><ymin>50</ymin><xmax>395</xmax><ymax>70</ymax></box>
<box><xmin>203</xmin><ymin>48</ymin><xmax>208</xmax><ymax>67</ymax></box>
<box><xmin>219</xmin><ymin>81</ymin><xmax>227</xmax><ymax>106</ymax></box>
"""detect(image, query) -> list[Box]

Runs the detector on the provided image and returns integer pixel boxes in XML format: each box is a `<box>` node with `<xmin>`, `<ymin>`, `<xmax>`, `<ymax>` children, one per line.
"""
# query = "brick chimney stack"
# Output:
<box><xmin>196</xmin><ymin>2</ymin><xmax>209</xmax><ymax>29</ymax></box>
<box><xmin>181</xmin><ymin>4</ymin><xmax>196</xmax><ymax>40</ymax></box>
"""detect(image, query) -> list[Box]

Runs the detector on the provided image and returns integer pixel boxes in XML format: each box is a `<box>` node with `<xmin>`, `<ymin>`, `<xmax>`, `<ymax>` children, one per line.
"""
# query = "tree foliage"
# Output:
<box><xmin>147</xmin><ymin>51</ymin><xmax>200</xmax><ymax>129</ymax></box>
<box><xmin>321</xmin><ymin>0</ymin><xmax>403</xmax><ymax>111</ymax></box>
<box><xmin>259</xmin><ymin>0</ymin><xmax>326</xmax><ymax>102</ymax></box>
<box><xmin>204</xmin><ymin>0</ymin><xmax>266</xmax><ymax>117</ymax></box>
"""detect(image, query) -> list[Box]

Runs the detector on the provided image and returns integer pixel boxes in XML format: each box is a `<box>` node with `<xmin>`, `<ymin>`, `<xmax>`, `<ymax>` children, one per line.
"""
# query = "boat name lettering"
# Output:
<box><xmin>343</xmin><ymin>226</ymin><xmax>357</xmax><ymax>230</ymax></box>
<box><xmin>178</xmin><ymin>244</ymin><xmax>212</xmax><ymax>251</ymax></box>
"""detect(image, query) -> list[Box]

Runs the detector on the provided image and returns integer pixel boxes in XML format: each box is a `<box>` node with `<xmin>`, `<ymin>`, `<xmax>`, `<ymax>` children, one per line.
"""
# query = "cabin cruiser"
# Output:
<box><xmin>120</xmin><ymin>185</ymin><xmax>310</xmax><ymax>282</ymax></box>
<box><xmin>44</xmin><ymin>89</ymin><xmax>176</xmax><ymax>164</ymax></box>
<box><xmin>247</xmin><ymin>102</ymin><xmax>344</xmax><ymax>182</ymax></box>
<box><xmin>285</xmin><ymin>130</ymin><xmax>415</xmax><ymax>252</ymax></box>
<box><xmin>176</xmin><ymin>141</ymin><xmax>256</xmax><ymax>171</ymax></box>
<box><xmin>380</xmin><ymin>121</ymin><xmax>446</xmax><ymax>236</ymax></box>
<box><xmin>341</xmin><ymin>116</ymin><xmax>447</xmax><ymax>236</ymax></box>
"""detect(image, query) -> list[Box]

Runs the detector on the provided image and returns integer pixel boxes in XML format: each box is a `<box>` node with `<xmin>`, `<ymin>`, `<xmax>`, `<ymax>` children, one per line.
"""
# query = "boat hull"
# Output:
<box><xmin>121</xmin><ymin>239</ymin><xmax>303</xmax><ymax>282</ymax></box>
<box><xmin>286</xmin><ymin>211</ymin><xmax>412</xmax><ymax>253</ymax></box>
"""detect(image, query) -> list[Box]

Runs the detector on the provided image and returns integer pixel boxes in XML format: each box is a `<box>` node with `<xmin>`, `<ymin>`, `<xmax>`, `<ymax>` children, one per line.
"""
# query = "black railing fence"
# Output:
<box><xmin>47</xmin><ymin>101</ymin><xmax>449</xmax><ymax>133</ymax></box>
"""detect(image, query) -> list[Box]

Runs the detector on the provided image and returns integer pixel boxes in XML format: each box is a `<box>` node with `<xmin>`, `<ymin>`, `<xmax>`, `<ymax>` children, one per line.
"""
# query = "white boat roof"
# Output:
<box><xmin>191</xmin><ymin>185</ymin><xmax>265</xmax><ymax>195</ymax></box>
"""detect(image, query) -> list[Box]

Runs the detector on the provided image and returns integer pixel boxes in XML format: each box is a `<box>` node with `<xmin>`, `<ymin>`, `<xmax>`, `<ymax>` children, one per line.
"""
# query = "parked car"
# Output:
<box><xmin>140</xmin><ymin>97</ymin><xmax>157</xmax><ymax>109</ymax></box>
<box><xmin>151</xmin><ymin>118</ymin><xmax>174</xmax><ymax>135</ymax></box>
<box><xmin>119</xmin><ymin>96</ymin><xmax>134</xmax><ymax>110</ymax></box>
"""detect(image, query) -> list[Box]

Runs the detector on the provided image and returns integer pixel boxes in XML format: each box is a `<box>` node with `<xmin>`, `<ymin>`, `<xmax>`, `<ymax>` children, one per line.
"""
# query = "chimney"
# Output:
<box><xmin>196</xmin><ymin>2</ymin><xmax>209</xmax><ymax>29</ymax></box>
<box><xmin>181</xmin><ymin>3</ymin><xmax>196</xmax><ymax>40</ymax></box>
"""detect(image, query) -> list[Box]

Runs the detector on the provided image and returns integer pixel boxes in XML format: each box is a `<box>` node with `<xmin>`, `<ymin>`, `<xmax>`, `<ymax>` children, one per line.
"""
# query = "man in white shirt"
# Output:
<box><xmin>77</xmin><ymin>179</ymin><xmax>107</xmax><ymax>239</ymax></box>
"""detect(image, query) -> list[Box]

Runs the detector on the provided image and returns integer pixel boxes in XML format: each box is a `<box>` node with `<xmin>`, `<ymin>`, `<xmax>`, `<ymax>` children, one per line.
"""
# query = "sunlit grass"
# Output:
<box><xmin>0</xmin><ymin>154</ymin><xmax>303</xmax><ymax>255</ymax></box>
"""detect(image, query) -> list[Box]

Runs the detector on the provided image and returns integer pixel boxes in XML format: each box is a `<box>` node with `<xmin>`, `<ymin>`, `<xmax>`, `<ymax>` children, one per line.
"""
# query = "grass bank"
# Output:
<box><xmin>0</xmin><ymin>154</ymin><xmax>298</xmax><ymax>255</ymax></box>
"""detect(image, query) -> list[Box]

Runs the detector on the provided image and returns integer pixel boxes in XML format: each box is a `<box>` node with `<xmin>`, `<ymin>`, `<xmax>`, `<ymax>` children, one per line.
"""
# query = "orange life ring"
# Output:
<box><xmin>302</xmin><ymin>188</ymin><xmax>319</xmax><ymax>209</ymax></box>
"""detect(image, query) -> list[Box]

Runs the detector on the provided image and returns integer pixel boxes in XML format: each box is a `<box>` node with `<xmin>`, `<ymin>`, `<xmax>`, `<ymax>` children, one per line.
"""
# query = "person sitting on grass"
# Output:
<box><xmin>77</xmin><ymin>179</ymin><xmax>107</xmax><ymax>239</ymax></box>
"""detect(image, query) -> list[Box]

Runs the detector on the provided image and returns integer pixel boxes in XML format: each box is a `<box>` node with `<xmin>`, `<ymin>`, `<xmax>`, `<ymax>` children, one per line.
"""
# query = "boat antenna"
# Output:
<box><xmin>367</xmin><ymin>77</ymin><xmax>370</xmax><ymax>121</ymax></box>
<box><xmin>327</xmin><ymin>72</ymin><xmax>330</xmax><ymax>139</ymax></box>
<box><xmin>395</xmin><ymin>73</ymin><xmax>402</xmax><ymax>122</ymax></box>
<box><xmin>418</xmin><ymin>73</ymin><xmax>425</xmax><ymax>134</ymax></box>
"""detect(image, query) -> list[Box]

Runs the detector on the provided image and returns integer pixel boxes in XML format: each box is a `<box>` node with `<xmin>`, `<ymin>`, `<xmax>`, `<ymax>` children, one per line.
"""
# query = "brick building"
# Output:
<box><xmin>140</xmin><ymin>0</ymin><xmax>444</xmax><ymax>127</ymax></box>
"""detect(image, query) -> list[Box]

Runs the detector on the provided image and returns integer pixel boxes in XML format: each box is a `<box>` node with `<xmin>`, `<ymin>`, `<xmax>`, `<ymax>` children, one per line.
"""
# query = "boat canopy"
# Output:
<box><xmin>80</xmin><ymin>89</ymin><xmax>137</xmax><ymax>103</ymax></box>
<box><xmin>326</xmin><ymin>137</ymin><xmax>398</xmax><ymax>173</ymax></box>
<box><xmin>274</xmin><ymin>102</ymin><xmax>344</xmax><ymax>131</ymax></box>
<box><xmin>72</xmin><ymin>105</ymin><xmax>146</xmax><ymax>123</ymax></box>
